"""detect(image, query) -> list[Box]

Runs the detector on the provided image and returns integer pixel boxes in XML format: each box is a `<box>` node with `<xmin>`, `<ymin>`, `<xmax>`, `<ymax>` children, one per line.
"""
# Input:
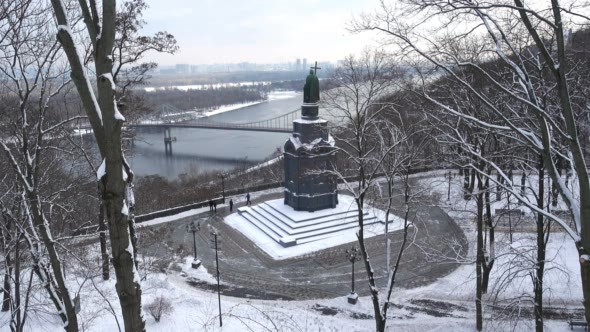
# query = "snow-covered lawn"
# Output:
<box><xmin>2</xmin><ymin>172</ymin><xmax>582</xmax><ymax>331</ymax></box>
<box><xmin>6</xmin><ymin>243</ymin><xmax>576</xmax><ymax>332</ymax></box>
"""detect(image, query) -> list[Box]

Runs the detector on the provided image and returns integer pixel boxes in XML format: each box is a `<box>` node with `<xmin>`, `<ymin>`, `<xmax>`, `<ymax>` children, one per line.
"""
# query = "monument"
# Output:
<box><xmin>283</xmin><ymin>63</ymin><xmax>338</xmax><ymax>211</ymax></box>
<box><xmin>229</xmin><ymin>63</ymin><xmax>386</xmax><ymax>251</ymax></box>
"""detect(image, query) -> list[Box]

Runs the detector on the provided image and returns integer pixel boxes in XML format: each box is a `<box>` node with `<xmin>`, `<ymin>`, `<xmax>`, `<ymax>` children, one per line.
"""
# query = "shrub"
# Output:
<box><xmin>145</xmin><ymin>296</ymin><xmax>173</xmax><ymax>322</ymax></box>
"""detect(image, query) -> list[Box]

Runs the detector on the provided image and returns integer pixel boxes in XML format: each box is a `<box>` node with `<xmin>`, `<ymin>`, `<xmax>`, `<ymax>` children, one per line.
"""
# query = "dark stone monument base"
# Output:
<box><xmin>284</xmin><ymin>191</ymin><xmax>338</xmax><ymax>212</ymax></box>
<box><xmin>301</xmin><ymin>103</ymin><xmax>319</xmax><ymax>119</ymax></box>
<box><xmin>293</xmin><ymin>118</ymin><xmax>327</xmax><ymax>143</ymax></box>
<box><xmin>284</xmin><ymin>99</ymin><xmax>337</xmax><ymax>212</ymax></box>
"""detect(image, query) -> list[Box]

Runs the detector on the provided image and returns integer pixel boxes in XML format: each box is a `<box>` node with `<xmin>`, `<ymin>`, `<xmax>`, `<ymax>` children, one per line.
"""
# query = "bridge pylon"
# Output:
<box><xmin>164</xmin><ymin>127</ymin><xmax>176</xmax><ymax>156</ymax></box>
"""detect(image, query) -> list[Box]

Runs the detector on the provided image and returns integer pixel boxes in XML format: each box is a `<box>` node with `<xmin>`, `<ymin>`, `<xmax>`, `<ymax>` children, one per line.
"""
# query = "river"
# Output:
<box><xmin>127</xmin><ymin>91</ymin><xmax>302</xmax><ymax>179</ymax></box>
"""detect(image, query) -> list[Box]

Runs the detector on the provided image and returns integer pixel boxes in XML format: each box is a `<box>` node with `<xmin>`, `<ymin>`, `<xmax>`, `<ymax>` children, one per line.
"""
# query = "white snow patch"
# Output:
<box><xmin>96</xmin><ymin>159</ymin><xmax>106</xmax><ymax>180</ymax></box>
<box><xmin>99</xmin><ymin>73</ymin><xmax>116</xmax><ymax>91</ymax></box>
<box><xmin>136</xmin><ymin>206</ymin><xmax>212</xmax><ymax>228</ymax></box>
<box><xmin>180</xmin><ymin>257</ymin><xmax>220</xmax><ymax>285</ymax></box>
<box><xmin>121</xmin><ymin>201</ymin><xmax>129</xmax><ymax>216</ymax></box>
<box><xmin>113</xmin><ymin>100</ymin><xmax>125</xmax><ymax>121</ymax></box>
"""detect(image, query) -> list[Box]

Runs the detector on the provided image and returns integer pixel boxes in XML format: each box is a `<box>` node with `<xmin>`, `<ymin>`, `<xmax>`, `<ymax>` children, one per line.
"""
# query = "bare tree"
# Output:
<box><xmin>355</xmin><ymin>0</ymin><xmax>590</xmax><ymax>326</ymax></box>
<box><xmin>323</xmin><ymin>50</ymin><xmax>419</xmax><ymax>331</ymax></box>
<box><xmin>48</xmin><ymin>0</ymin><xmax>146</xmax><ymax>330</ymax></box>
<box><xmin>90</xmin><ymin>0</ymin><xmax>178</xmax><ymax>282</ymax></box>
<box><xmin>0</xmin><ymin>0</ymin><xmax>87</xmax><ymax>329</ymax></box>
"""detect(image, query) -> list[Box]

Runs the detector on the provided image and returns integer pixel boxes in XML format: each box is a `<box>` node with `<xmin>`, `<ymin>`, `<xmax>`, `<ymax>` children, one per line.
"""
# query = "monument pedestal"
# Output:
<box><xmin>283</xmin><ymin>102</ymin><xmax>337</xmax><ymax>212</ymax></box>
<box><xmin>236</xmin><ymin>195</ymin><xmax>382</xmax><ymax>247</ymax></box>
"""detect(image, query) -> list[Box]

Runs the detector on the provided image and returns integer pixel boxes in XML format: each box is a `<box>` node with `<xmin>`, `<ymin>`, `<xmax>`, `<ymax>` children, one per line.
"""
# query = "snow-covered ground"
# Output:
<box><xmin>136</xmin><ymin>206</ymin><xmax>211</xmax><ymax>228</ymax></box>
<box><xmin>2</xmin><ymin>172</ymin><xmax>582</xmax><ymax>331</ymax></box>
<box><xmin>414</xmin><ymin>174</ymin><xmax>582</xmax><ymax>320</ymax></box>
<box><xmin>7</xmin><ymin>239</ymin><xmax>576</xmax><ymax>332</ymax></box>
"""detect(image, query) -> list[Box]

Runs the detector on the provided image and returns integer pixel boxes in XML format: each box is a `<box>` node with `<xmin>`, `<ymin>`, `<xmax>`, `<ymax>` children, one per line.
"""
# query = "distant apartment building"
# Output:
<box><xmin>302</xmin><ymin>58</ymin><xmax>307</xmax><ymax>71</ymax></box>
<box><xmin>295</xmin><ymin>58</ymin><xmax>301</xmax><ymax>71</ymax></box>
<box><xmin>175</xmin><ymin>64</ymin><xmax>190</xmax><ymax>74</ymax></box>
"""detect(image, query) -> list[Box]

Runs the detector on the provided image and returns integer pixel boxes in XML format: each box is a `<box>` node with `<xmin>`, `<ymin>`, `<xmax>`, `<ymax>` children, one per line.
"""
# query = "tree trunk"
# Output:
<box><xmin>2</xmin><ymin>252</ymin><xmax>11</xmax><ymax>312</ymax></box>
<box><xmin>1</xmin><ymin>219</ymin><xmax>12</xmax><ymax>313</ymax></box>
<box><xmin>28</xmin><ymin>194</ymin><xmax>79</xmax><ymax>332</ymax></box>
<box><xmin>356</xmin><ymin>193</ymin><xmax>386</xmax><ymax>332</ymax></box>
<box><xmin>476</xmin><ymin>175</ymin><xmax>484</xmax><ymax>331</ymax></box>
<box><xmin>99</xmin><ymin>202</ymin><xmax>110</xmax><ymax>280</ymax></box>
<box><xmin>101</xmin><ymin>176</ymin><xmax>144</xmax><ymax>332</ymax></box>
<box><xmin>482</xmin><ymin>175</ymin><xmax>495</xmax><ymax>294</ymax></box>
<box><xmin>520</xmin><ymin>168</ymin><xmax>526</xmax><ymax>196</ymax></box>
<box><xmin>464</xmin><ymin>168</ymin><xmax>471</xmax><ymax>200</ymax></box>
<box><xmin>468</xmin><ymin>167</ymin><xmax>476</xmax><ymax>194</ymax></box>
<box><xmin>50</xmin><ymin>0</ymin><xmax>146</xmax><ymax>328</ymax></box>
<box><xmin>13</xmin><ymin>233</ymin><xmax>21</xmax><ymax>332</ymax></box>
<box><xmin>496</xmin><ymin>171</ymin><xmax>503</xmax><ymax>201</ymax></box>
<box><xmin>534</xmin><ymin>155</ymin><xmax>546</xmax><ymax>332</ymax></box>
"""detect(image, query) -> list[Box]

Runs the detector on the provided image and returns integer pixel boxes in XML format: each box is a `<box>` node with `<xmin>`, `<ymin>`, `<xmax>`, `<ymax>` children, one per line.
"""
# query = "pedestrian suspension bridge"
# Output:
<box><xmin>129</xmin><ymin>104</ymin><xmax>300</xmax><ymax>134</ymax></box>
<box><xmin>126</xmin><ymin>104</ymin><xmax>300</xmax><ymax>155</ymax></box>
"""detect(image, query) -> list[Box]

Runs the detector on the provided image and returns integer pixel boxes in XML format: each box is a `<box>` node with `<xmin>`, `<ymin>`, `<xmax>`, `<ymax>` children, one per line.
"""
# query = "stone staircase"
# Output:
<box><xmin>237</xmin><ymin>198</ymin><xmax>382</xmax><ymax>247</ymax></box>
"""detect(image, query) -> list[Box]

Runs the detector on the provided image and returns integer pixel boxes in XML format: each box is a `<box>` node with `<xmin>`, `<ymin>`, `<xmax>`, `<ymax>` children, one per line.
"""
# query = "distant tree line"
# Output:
<box><xmin>140</xmin><ymin>86</ymin><xmax>266</xmax><ymax>112</ymax></box>
<box><xmin>148</xmin><ymin>70</ymin><xmax>327</xmax><ymax>87</ymax></box>
<box><xmin>268</xmin><ymin>79</ymin><xmax>304</xmax><ymax>91</ymax></box>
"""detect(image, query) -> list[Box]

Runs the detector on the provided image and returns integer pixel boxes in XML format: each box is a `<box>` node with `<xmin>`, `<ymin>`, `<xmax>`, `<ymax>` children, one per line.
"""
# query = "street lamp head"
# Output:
<box><xmin>345</xmin><ymin>246</ymin><xmax>359</xmax><ymax>262</ymax></box>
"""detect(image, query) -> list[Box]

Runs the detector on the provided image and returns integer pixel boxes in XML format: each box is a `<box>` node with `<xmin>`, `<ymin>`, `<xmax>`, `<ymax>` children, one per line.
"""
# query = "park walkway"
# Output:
<box><xmin>143</xmin><ymin>178</ymin><xmax>467</xmax><ymax>301</ymax></box>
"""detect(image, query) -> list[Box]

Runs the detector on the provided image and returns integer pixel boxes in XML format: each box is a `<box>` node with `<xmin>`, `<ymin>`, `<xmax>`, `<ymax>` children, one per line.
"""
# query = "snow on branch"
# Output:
<box><xmin>96</xmin><ymin>159</ymin><xmax>106</xmax><ymax>180</ymax></box>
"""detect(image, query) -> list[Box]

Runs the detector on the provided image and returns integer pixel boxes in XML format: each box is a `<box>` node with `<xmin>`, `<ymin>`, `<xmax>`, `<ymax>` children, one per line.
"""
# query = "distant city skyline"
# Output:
<box><xmin>141</xmin><ymin>0</ymin><xmax>379</xmax><ymax>66</ymax></box>
<box><xmin>154</xmin><ymin>59</ymin><xmax>336</xmax><ymax>75</ymax></box>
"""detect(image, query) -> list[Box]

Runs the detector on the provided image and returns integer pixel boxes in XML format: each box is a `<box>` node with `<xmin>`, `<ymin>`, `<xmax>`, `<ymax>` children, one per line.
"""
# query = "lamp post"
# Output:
<box><xmin>447</xmin><ymin>171</ymin><xmax>452</xmax><ymax>201</ymax></box>
<box><xmin>186</xmin><ymin>221</ymin><xmax>201</xmax><ymax>268</ymax></box>
<box><xmin>209</xmin><ymin>228</ymin><xmax>222</xmax><ymax>327</ymax></box>
<box><xmin>345</xmin><ymin>247</ymin><xmax>360</xmax><ymax>304</ymax></box>
<box><xmin>218</xmin><ymin>173</ymin><xmax>226</xmax><ymax>203</ymax></box>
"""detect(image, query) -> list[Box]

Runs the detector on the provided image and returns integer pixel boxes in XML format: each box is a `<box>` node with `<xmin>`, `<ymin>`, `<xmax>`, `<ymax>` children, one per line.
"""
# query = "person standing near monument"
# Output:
<box><xmin>229</xmin><ymin>198</ymin><xmax>234</xmax><ymax>212</ymax></box>
<box><xmin>246</xmin><ymin>192</ymin><xmax>251</xmax><ymax>206</ymax></box>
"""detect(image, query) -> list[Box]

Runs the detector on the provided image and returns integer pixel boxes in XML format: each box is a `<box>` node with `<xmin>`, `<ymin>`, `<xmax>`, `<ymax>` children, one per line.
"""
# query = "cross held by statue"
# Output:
<box><xmin>310</xmin><ymin>61</ymin><xmax>321</xmax><ymax>75</ymax></box>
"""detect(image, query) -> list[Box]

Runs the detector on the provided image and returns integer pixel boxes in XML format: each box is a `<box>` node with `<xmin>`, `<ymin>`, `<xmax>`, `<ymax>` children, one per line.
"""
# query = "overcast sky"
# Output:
<box><xmin>141</xmin><ymin>0</ymin><xmax>379</xmax><ymax>65</ymax></box>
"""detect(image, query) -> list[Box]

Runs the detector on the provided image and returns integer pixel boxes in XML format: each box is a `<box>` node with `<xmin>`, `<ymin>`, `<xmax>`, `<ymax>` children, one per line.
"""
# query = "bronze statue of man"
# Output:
<box><xmin>303</xmin><ymin>69</ymin><xmax>320</xmax><ymax>103</ymax></box>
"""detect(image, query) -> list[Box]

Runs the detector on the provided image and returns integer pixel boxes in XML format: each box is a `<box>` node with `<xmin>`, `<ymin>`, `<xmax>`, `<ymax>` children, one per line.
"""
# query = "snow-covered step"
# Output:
<box><xmin>247</xmin><ymin>208</ymin><xmax>291</xmax><ymax>236</ymax></box>
<box><xmin>296</xmin><ymin>218</ymin><xmax>384</xmax><ymax>244</ymax></box>
<box><xmin>251</xmin><ymin>204</ymin><xmax>378</xmax><ymax>237</ymax></box>
<box><xmin>262</xmin><ymin>201</ymin><xmax>359</xmax><ymax>223</ymax></box>
<box><xmin>234</xmin><ymin>196</ymin><xmax>386</xmax><ymax>248</ymax></box>
<box><xmin>238</xmin><ymin>208</ymin><xmax>296</xmax><ymax>247</ymax></box>
<box><xmin>239</xmin><ymin>211</ymin><xmax>282</xmax><ymax>242</ymax></box>
<box><xmin>253</xmin><ymin>204</ymin><xmax>351</xmax><ymax>232</ymax></box>
<box><xmin>258</xmin><ymin>203</ymin><xmax>372</xmax><ymax>229</ymax></box>
<box><xmin>292</xmin><ymin>217</ymin><xmax>381</xmax><ymax>243</ymax></box>
<box><xmin>289</xmin><ymin>214</ymin><xmax>377</xmax><ymax>236</ymax></box>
